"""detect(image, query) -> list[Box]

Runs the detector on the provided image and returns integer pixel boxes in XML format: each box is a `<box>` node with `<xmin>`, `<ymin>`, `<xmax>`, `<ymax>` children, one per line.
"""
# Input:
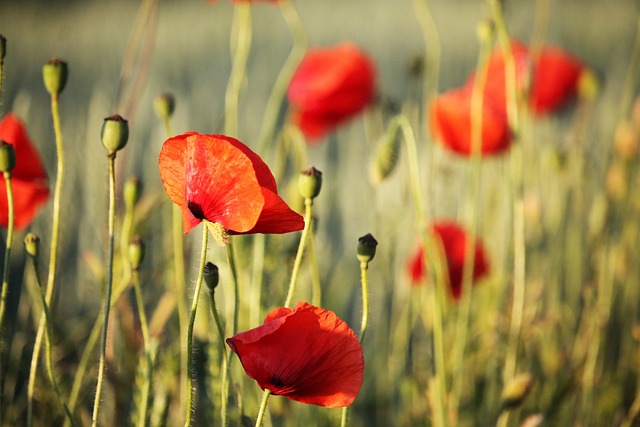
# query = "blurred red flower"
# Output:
<box><xmin>287</xmin><ymin>42</ymin><xmax>376</xmax><ymax>141</ymax></box>
<box><xmin>227</xmin><ymin>301</ymin><xmax>364</xmax><ymax>408</ymax></box>
<box><xmin>0</xmin><ymin>113</ymin><xmax>49</xmax><ymax>229</ymax></box>
<box><xmin>158</xmin><ymin>132</ymin><xmax>303</xmax><ymax>235</ymax></box>
<box><xmin>408</xmin><ymin>221</ymin><xmax>490</xmax><ymax>301</ymax></box>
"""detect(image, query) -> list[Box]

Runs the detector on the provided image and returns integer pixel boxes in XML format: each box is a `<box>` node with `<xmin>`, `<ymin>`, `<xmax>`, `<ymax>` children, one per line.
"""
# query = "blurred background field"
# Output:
<box><xmin>1</xmin><ymin>0</ymin><xmax>640</xmax><ymax>426</ymax></box>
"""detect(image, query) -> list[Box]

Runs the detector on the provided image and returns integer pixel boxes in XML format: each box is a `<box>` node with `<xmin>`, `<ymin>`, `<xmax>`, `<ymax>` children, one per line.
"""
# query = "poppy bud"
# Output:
<box><xmin>101</xmin><ymin>114</ymin><xmax>129</xmax><ymax>155</ymax></box>
<box><xmin>500</xmin><ymin>373</ymin><xmax>534</xmax><ymax>411</ymax></box>
<box><xmin>129</xmin><ymin>236</ymin><xmax>145</xmax><ymax>271</ymax></box>
<box><xmin>369</xmin><ymin>120</ymin><xmax>400</xmax><ymax>185</ymax></box>
<box><xmin>124</xmin><ymin>176</ymin><xmax>143</xmax><ymax>211</ymax></box>
<box><xmin>0</xmin><ymin>34</ymin><xmax>6</xmax><ymax>61</ymax></box>
<box><xmin>476</xmin><ymin>19</ymin><xmax>495</xmax><ymax>45</ymax></box>
<box><xmin>154</xmin><ymin>92</ymin><xmax>175</xmax><ymax>121</ymax></box>
<box><xmin>204</xmin><ymin>262</ymin><xmax>219</xmax><ymax>293</ymax></box>
<box><xmin>42</xmin><ymin>58</ymin><xmax>68</xmax><ymax>97</ymax></box>
<box><xmin>357</xmin><ymin>233</ymin><xmax>378</xmax><ymax>264</ymax></box>
<box><xmin>298</xmin><ymin>166</ymin><xmax>323</xmax><ymax>200</ymax></box>
<box><xmin>577</xmin><ymin>69</ymin><xmax>598</xmax><ymax>101</ymax></box>
<box><xmin>613</xmin><ymin>121</ymin><xmax>638</xmax><ymax>161</ymax></box>
<box><xmin>24</xmin><ymin>233</ymin><xmax>40</xmax><ymax>258</ymax></box>
<box><xmin>0</xmin><ymin>140</ymin><xmax>16</xmax><ymax>174</ymax></box>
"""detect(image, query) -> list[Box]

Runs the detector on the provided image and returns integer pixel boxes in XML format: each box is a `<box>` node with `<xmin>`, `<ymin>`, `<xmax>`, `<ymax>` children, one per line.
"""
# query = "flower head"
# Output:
<box><xmin>0</xmin><ymin>114</ymin><xmax>49</xmax><ymax>229</ymax></box>
<box><xmin>408</xmin><ymin>221</ymin><xmax>490</xmax><ymax>301</ymax></box>
<box><xmin>227</xmin><ymin>302</ymin><xmax>364</xmax><ymax>408</ymax></box>
<box><xmin>158</xmin><ymin>132</ymin><xmax>304</xmax><ymax>237</ymax></box>
<box><xmin>287</xmin><ymin>42</ymin><xmax>376</xmax><ymax>141</ymax></box>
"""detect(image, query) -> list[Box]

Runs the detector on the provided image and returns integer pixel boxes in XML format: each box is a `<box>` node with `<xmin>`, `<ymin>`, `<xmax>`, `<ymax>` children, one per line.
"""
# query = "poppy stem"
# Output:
<box><xmin>226</xmin><ymin>240</ymin><xmax>240</xmax><ymax>335</ymax></box>
<box><xmin>284</xmin><ymin>198</ymin><xmax>313</xmax><ymax>308</ymax></box>
<box><xmin>224</xmin><ymin>3</ymin><xmax>252</xmax><ymax>137</ymax></box>
<box><xmin>254</xmin><ymin>389</ymin><xmax>271</xmax><ymax>427</ymax></box>
<box><xmin>173</xmin><ymin>205</ymin><xmax>189</xmax><ymax>409</ymax></box>
<box><xmin>132</xmin><ymin>267</ymin><xmax>153</xmax><ymax>427</ymax></box>
<box><xmin>208</xmin><ymin>289</ymin><xmax>229</xmax><ymax>427</ymax></box>
<box><xmin>0</xmin><ymin>172</ymin><xmax>13</xmax><ymax>420</ymax></box>
<box><xmin>184</xmin><ymin>224</ymin><xmax>209</xmax><ymax>427</ymax></box>
<box><xmin>359</xmin><ymin>261</ymin><xmax>370</xmax><ymax>344</ymax></box>
<box><xmin>91</xmin><ymin>153</ymin><xmax>118</xmax><ymax>427</ymax></box>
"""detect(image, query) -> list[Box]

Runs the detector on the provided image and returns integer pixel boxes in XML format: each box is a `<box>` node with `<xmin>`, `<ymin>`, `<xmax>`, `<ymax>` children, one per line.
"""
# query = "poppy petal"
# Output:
<box><xmin>227</xmin><ymin>302</ymin><xmax>364</xmax><ymax>408</ymax></box>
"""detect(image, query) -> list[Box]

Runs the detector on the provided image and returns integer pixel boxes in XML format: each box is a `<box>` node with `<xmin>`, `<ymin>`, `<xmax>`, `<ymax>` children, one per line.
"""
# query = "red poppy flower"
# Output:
<box><xmin>407</xmin><ymin>221</ymin><xmax>490</xmax><ymax>301</ymax></box>
<box><xmin>287</xmin><ymin>42</ymin><xmax>376</xmax><ymax>141</ymax></box>
<box><xmin>158</xmin><ymin>132</ymin><xmax>304</xmax><ymax>236</ymax></box>
<box><xmin>429</xmin><ymin>84</ymin><xmax>511</xmax><ymax>156</ymax></box>
<box><xmin>0</xmin><ymin>114</ymin><xmax>49</xmax><ymax>229</ymax></box>
<box><xmin>226</xmin><ymin>302</ymin><xmax>364</xmax><ymax>408</ymax></box>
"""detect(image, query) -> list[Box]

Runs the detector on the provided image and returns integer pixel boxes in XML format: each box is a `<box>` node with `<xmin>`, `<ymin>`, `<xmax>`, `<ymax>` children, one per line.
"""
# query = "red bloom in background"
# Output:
<box><xmin>287</xmin><ymin>42</ymin><xmax>376</xmax><ymax>141</ymax></box>
<box><xmin>0</xmin><ymin>114</ymin><xmax>49</xmax><ymax>229</ymax></box>
<box><xmin>227</xmin><ymin>302</ymin><xmax>364</xmax><ymax>408</ymax></box>
<box><xmin>408</xmin><ymin>221</ymin><xmax>490</xmax><ymax>301</ymax></box>
<box><xmin>429</xmin><ymin>85</ymin><xmax>511</xmax><ymax>156</ymax></box>
<box><xmin>158</xmin><ymin>132</ymin><xmax>303</xmax><ymax>236</ymax></box>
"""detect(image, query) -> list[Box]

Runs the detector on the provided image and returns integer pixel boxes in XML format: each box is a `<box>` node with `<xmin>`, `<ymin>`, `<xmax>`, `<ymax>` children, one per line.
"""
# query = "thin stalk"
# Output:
<box><xmin>29</xmin><ymin>92</ymin><xmax>65</xmax><ymax>427</ymax></box>
<box><xmin>256</xmin><ymin>0</ymin><xmax>307</xmax><ymax>156</ymax></box>
<box><xmin>132</xmin><ymin>267</ymin><xmax>152</xmax><ymax>427</ymax></box>
<box><xmin>184</xmin><ymin>224</ymin><xmax>209</xmax><ymax>427</ymax></box>
<box><xmin>249</xmin><ymin>234</ymin><xmax>265</xmax><ymax>327</ymax></box>
<box><xmin>208</xmin><ymin>290</ymin><xmax>228</xmax><ymax>427</ymax></box>
<box><xmin>308</xmin><ymin>232</ymin><xmax>322</xmax><ymax>307</ymax></box>
<box><xmin>0</xmin><ymin>54</ymin><xmax>4</xmax><ymax>100</ymax></box>
<box><xmin>224</xmin><ymin>3</ymin><xmax>252</xmax><ymax>137</ymax></box>
<box><xmin>0</xmin><ymin>172</ymin><xmax>13</xmax><ymax>422</ymax></box>
<box><xmin>284</xmin><ymin>199</ymin><xmax>313</xmax><ymax>308</ymax></box>
<box><xmin>254</xmin><ymin>389</ymin><xmax>271</xmax><ymax>427</ymax></box>
<box><xmin>412</xmin><ymin>0</ymin><xmax>441</xmax><ymax>112</ymax></box>
<box><xmin>226</xmin><ymin>240</ymin><xmax>240</xmax><ymax>336</ymax></box>
<box><xmin>91</xmin><ymin>153</ymin><xmax>118</xmax><ymax>427</ymax></box>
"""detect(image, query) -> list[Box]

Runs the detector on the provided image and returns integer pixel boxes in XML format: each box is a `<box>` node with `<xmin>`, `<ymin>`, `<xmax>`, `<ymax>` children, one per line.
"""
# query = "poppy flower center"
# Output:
<box><xmin>187</xmin><ymin>201</ymin><xmax>205</xmax><ymax>220</ymax></box>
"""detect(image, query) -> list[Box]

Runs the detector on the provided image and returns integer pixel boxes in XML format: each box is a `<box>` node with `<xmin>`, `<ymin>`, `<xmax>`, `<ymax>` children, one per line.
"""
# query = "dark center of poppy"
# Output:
<box><xmin>187</xmin><ymin>201</ymin><xmax>205</xmax><ymax>220</ymax></box>
<box><xmin>268</xmin><ymin>375</ymin><xmax>286</xmax><ymax>394</ymax></box>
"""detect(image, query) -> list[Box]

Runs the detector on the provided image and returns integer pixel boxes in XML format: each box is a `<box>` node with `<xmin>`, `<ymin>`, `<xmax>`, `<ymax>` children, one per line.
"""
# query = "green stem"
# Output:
<box><xmin>256</xmin><ymin>0</ymin><xmax>307</xmax><ymax>156</ymax></box>
<box><xmin>284</xmin><ymin>199</ymin><xmax>313</xmax><ymax>308</ymax></box>
<box><xmin>29</xmin><ymin>93</ymin><xmax>65</xmax><ymax>427</ymax></box>
<box><xmin>0</xmin><ymin>172</ymin><xmax>13</xmax><ymax>422</ymax></box>
<box><xmin>249</xmin><ymin>234</ymin><xmax>265</xmax><ymax>327</ymax></box>
<box><xmin>184</xmin><ymin>224</ymin><xmax>209</xmax><ymax>427</ymax></box>
<box><xmin>254</xmin><ymin>389</ymin><xmax>271</xmax><ymax>427</ymax></box>
<box><xmin>411</xmin><ymin>0</ymin><xmax>441</xmax><ymax>113</ymax></box>
<box><xmin>173</xmin><ymin>204</ymin><xmax>189</xmax><ymax>410</ymax></box>
<box><xmin>208</xmin><ymin>290</ymin><xmax>229</xmax><ymax>427</ymax></box>
<box><xmin>224</xmin><ymin>3</ymin><xmax>252</xmax><ymax>137</ymax></box>
<box><xmin>91</xmin><ymin>153</ymin><xmax>118</xmax><ymax>427</ymax></box>
<box><xmin>132</xmin><ymin>268</ymin><xmax>152</xmax><ymax>427</ymax></box>
<box><xmin>226</xmin><ymin>240</ymin><xmax>240</xmax><ymax>336</ymax></box>
<box><xmin>308</xmin><ymin>232</ymin><xmax>322</xmax><ymax>307</ymax></box>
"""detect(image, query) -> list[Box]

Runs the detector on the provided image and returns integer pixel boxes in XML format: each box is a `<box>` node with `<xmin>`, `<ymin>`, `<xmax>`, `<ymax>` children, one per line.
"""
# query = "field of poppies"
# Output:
<box><xmin>0</xmin><ymin>0</ymin><xmax>639</xmax><ymax>426</ymax></box>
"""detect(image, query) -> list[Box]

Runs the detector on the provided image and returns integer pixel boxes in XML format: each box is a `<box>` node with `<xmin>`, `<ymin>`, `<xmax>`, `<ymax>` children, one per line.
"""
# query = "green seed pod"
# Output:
<box><xmin>500</xmin><ymin>373</ymin><xmax>534</xmax><ymax>412</ymax></box>
<box><xmin>357</xmin><ymin>233</ymin><xmax>378</xmax><ymax>264</ymax></box>
<box><xmin>24</xmin><ymin>233</ymin><xmax>40</xmax><ymax>258</ymax></box>
<box><xmin>124</xmin><ymin>176</ymin><xmax>143</xmax><ymax>211</ymax></box>
<box><xmin>129</xmin><ymin>236</ymin><xmax>145</xmax><ymax>271</ymax></box>
<box><xmin>0</xmin><ymin>140</ymin><xmax>16</xmax><ymax>174</ymax></box>
<box><xmin>369</xmin><ymin>119</ymin><xmax>400</xmax><ymax>185</ymax></box>
<box><xmin>204</xmin><ymin>262</ymin><xmax>219</xmax><ymax>293</ymax></box>
<box><xmin>101</xmin><ymin>114</ymin><xmax>129</xmax><ymax>155</ymax></box>
<box><xmin>298</xmin><ymin>166</ymin><xmax>323</xmax><ymax>200</ymax></box>
<box><xmin>154</xmin><ymin>92</ymin><xmax>176</xmax><ymax>121</ymax></box>
<box><xmin>0</xmin><ymin>35</ymin><xmax>6</xmax><ymax>61</ymax></box>
<box><xmin>42</xmin><ymin>58</ymin><xmax>68</xmax><ymax>97</ymax></box>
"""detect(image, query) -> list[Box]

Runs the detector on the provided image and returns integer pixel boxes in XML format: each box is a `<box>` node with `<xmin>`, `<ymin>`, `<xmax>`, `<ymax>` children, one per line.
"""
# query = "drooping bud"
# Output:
<box><xmin>298</xmin><ymin>166</ymin><xmax>323</xmax><ymax>200</ymax></box>
<box><xmin>129</xmin><ymin>236</ymin><xmax>145</xmax><ymax>271</ymax></box>
<box><xmin>154</xmin><ymin>92</ymin><xmax>176</xmax><ymax>121</ymax></box>
<box><xmin>24</xmin><ymin>233</ymin><xmax>40</xmax><ymax>257</ymax></box>
<box><xmin>124</xmin><ymin>176</ymin><xmax>143</xmax><ymax>211</ymax></box>
<box><xmin>500</xmin><ymin>373</ymin><xmax>534</xmax><ymax>411</ymax></box>
<box><xmin>101</xmin><ymin>114</ymin><xmax>129</xmax><ymax>155</ymax></box>
<box><xmin>204</xmin><ymin>262</ymin><xmax>219</xmax><ymax>293</ymax></box>
<box><xmin>356</xmin><ymin>233</ymin><xmax>378</xmax><ymax>264</ymax></box>
<box><xmin>0</xmin><ymin>140</ymin><xmax>16</xmax><ymax>174</ymax></box>
<box><xmin>369</xmin><ymin>119</ymin><xmax>400</xmax><ymax>184</ymax></box>
<box><xmin>42</xmin><ymin>58</ymin><xmax>68</xmax><ymax>97</ymax></box>
<box><xmin>0</xmin><ymin>35</ymin><xmax>6</xmax><ymax>61</ymax></box>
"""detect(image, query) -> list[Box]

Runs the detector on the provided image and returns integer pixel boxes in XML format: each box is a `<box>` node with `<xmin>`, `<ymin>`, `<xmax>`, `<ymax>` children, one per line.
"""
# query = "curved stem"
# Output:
<box><xmin>184</xmin><ymin>224</ymin><xmax>209</xmax><ymax>427</ymax></box>
<box><xmin>224</xmin><ymin>3</ymin><xmax>252</xmax><ymax>137</ymax></box>
<box><xmin>29</xmin><ymin>93</ymin><xmax>65</xmax><ymax>427</ymax></box>
<box><xmin>226</xmin><ymin>240</ymin><xmax>240</xmax><ymax>336</ymax></box>
<box><xmin>412</xmin><ymin>0</ymin><xmax>441</xmax><ymax>113</ymax></box>
<box><xmin>132</xmin><ymin>268</ymin><xmax>152</xmax><ymax>427</ymax></box>
<box><xmin>254</xmin><ymin>389</ymin><xmax>271</xmax><ymax>427</ymax></box>
<box><xmin>208</xmin><ymin>290</ymin><xmax>228</xmax><ymax>427</ymax></box>
<box><xmin>284</xmin><ymin>199</ymin><xmax>313</xmax><ymax>308</ymax></box>
<box><xmin>0</xmin><ymin>172</ymin><xmax>13</xmax><ymax>421</ymax></box>
<box><xmin>91</xmin><ymin>153</ymin><xmax>117</xmax><ymax>427</ymax></box>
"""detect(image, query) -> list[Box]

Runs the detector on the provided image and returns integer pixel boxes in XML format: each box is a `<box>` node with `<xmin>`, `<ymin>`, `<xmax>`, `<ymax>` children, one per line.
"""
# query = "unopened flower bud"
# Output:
<box><xmin>370</xmin><ymin>120</ymin><xmax>400</xmax><ymax>185</ymax></box>
<box><xmin>0</xmin><ymin>141</ymin><xmax>16</xmax><ymax>174</ymax></box>
<box><xmin>500</xmin><ymin>373</ymin><xmax>534</xmax><ymax>411</ymax></box>
<box><xmin>124</xmin><ymin>176</ymin><xmax>143</xmax><ymax>211</ymax></box>
<box><xmin>0</xmin><ymin>35</ymin><xmax>6</xmax><ymax>60</ymax></box>
<box><xmin>101</xmin><ymin>114</ymin><xmax>129</xmax><ymax>155</ymax></box>
<box><xmin>24</xmin><ymin>233</ymin><xmax>40</xmax><ymax>257</ymax></box>
<box><xmin>129</xmin><ymin>236</ymin><xmax>145</xmax><ymax>271</ymax></box>
<box><xmin>204</xmin><ymin>262</ymin><xmax>219</xmax><ymax>293</ymax></box>
<box><xmin>298</xmin><ymin>166</ymin><xmax>322</xmax><ymax>200</ymax></box>
<box><xmin>154</xmin><ymin>92</ymin><xmax>176</xmax><ymax>120</ymax></box>
<box><xmin>476</xmin><ymin>19</ymin><xmax>495</xmax><ymax>45</ymax></box>
<box><xmin>42</xmin><ymin>58</ymin><xmax>68</xmax><ymax>97</ymax></box>
<box><xmin>357</xmin><ymin>233</ymin><xmax>378</xmax><ymax>264</ymax></box>
<box><xmin>577</xmin><ymin>69</ymin><xmax>598</xmax><ymax>101</ymax></box>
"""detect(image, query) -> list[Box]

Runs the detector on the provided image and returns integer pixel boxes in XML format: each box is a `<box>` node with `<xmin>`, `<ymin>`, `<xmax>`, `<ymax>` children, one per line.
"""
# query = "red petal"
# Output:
<box><xmin>227</xmin><ymin>302</ymin><xmax>364</xmax><ymax>407</ymax></box>
<box><xmin>530</xmin><ymin>47</ymin><xmax>584</xmax><ymax>113</ymax></box>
